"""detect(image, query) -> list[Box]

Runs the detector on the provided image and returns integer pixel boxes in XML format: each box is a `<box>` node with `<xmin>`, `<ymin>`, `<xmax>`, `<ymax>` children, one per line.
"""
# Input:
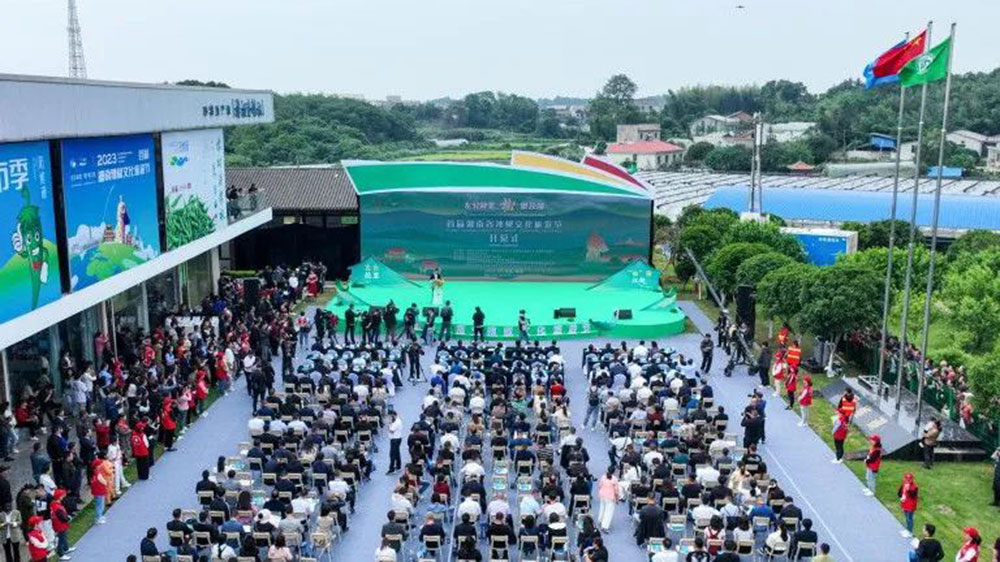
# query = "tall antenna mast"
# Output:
<box><xmin>67</xmin><ymin>0</ymin><xmax>87</xmax><ymax>78</ymax></box>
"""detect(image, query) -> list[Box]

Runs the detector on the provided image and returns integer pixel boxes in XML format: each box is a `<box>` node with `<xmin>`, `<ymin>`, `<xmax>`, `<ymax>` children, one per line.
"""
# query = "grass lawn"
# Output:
<box><xmin>797</xmin><ymin>375</ymin><xmax>999</xmax><ymax>555</ymax></box>
<box><xmin>66</xmin><ymin>387</ymin><xmax>224</xmax><ymax>545</ymax></box>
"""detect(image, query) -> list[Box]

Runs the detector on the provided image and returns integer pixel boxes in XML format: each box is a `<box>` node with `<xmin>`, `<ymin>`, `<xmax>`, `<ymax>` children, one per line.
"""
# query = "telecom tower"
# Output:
<box><xmin>67</xmin><ymin>0</ymin><xmax>87</xmax><ymax>78</ymax></box>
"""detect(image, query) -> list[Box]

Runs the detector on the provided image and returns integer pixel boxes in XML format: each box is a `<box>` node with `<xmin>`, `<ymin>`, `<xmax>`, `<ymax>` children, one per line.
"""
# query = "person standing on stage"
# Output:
<box><xmin>472</xmin><ymin>307</ymin><xmax>486</xmax><ymax>343</ymax></box>
<box><xmin>384</xmin><ymin>300</ymin><xmax>399</xmax><ymax>343</ymax></box>
<box><xmin>699</xmin><ymin>334</ymin><xmax>714</xmax><ymax>373</ymax></box>
<box><xmin>344</xmin><ymin>304</ymin><xmax>356</xmax><ymax>345</ymax></box>
<box><xmin>518</xmin><ymin>310</ymin><xmax>531</xmax><ymax>341</ymax></box>
<box><xmin>438</xmin><ymin>301</ymin><xmax>453</xmax><ymax>342</ymax></box>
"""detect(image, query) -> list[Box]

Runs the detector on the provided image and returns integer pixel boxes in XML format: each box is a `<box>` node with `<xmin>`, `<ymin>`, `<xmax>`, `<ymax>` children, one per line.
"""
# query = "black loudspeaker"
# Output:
<box><xmin>615</xmin><ymin>309</ymin><xmax>633</xmax><ymax>320</ymax></box>
<box><xmin>244</xmin><ymin>278</ymin><xmax>260</xmax><ymax>307</ymax></box>
<box><xmin>553</xmin><ymin>307</ymin><xmax>577</xmax><ymax>319</ymax></box>
<box><xmin>735</xmin><ymin>285</ymin><xmax>756</xmax><ymax>340</ymax></box>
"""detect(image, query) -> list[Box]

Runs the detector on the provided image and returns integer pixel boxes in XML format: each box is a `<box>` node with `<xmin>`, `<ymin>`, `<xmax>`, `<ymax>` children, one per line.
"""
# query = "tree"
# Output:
<box><xmin>704</xmin><ymin>146</ymin><xmax>752</xmax><ymax>172</ymax></box>
<box><xmin>946</xmin><ymin>230</ymin><xmax>1000</xmax><ymax>262</ymax></box>
<box><xmin>705</xmin><ymin>243</ymin><xmax>773</xmax><ymax>297</ymax></box>
<box><xmin>940</xmin><ymin>249</ymin><xmax>1000</xmax><ymax>353</ymax></box>
<box><xmin>685</xmin><ymin>141</ymin><xmax>715</xmax><ymax>163</ymax></box>
<box><xmin>175</xmin><ymin>79</ymin><xmax>230</xmax><ymax>88</ymax></box>
<box><xmin>967</xmin><ymin>349</ymin><xmax>1000</xmax><ymax>421</ymax></box>
<box><xmin>536</xmin><ymin>109</ymin><xmax>561</xmax><ymax>138</ymax></box>
<box><xmin>757</xmin><ymin>262</ymin><xmax>817</xmax><ymax>323</ymax></box>
<box><xmin>736</xmin><ymin>252</ymin><xmax>796</xmax><ymax>287</ymax></box>
<box><xmin>841</xmin><ymin>220</ymin><xmax>924</xmax><ymax>250</ymax></box>
<box><xmin>838</xmin><ymin>246</ymin><xmax>931</xmax><ymax>293</ymax></box>
<box><xmin>798</xmin><ymin>263</ymin><xmax>884</xmax><ymax>367</ymax></box>
<box><xmin>675</xmin><ymin>224</ymin><xmax>724</xmax><ymax>282</ymax></box>
<box><xmin>588</xmin><ymin>74</ymin><xmax>642</xmax><ymax>140</ymax></box>
<box><xmin>463</xmin><ymin>91</ymin><xmax>496</xmax><ymax>128</ymax></box>
<box><xmin>720</xmin><ymin>220</ymin><xmax>805</xmax><ymax>261</ymax></box>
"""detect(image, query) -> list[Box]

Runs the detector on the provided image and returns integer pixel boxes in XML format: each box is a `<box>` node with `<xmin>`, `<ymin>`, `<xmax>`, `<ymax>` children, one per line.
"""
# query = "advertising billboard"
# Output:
<box><xmin>161</xmin><ymin>129</ymin><xmax>227</xmax><ymax>250</ymax></box>
<box><xmin>61</xmin><ymin>134</ymin><xmax>160</xmax><ymax>291</ymax></box>
<box><xmin>360</xmin><ymin>191</ymin><xmax>650</xmax><ymax>280</ymax></box>
<box><xmin>0</xmin><ymin>141</ymin><xmax>62</xmax><ymax>324</ymax></box>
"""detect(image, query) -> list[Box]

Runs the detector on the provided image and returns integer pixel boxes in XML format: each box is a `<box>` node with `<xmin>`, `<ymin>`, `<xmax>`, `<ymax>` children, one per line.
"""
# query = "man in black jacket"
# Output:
<box><xmin>344</xmin><ymin>304</ymin><xmax>356</xmax><ymax>344</ymax></box>
<box><xmin>757</xmin><ymin>341</ymin><xmax>772</xmax><ymax>387</ymax></box>
<box><xmin>912</xmin><ymin>523</ymin><xmax>945</xmax><ymax>562</ymax></box>
<box><xmin>699</xmin><ymin>333</ymin><xmax>714</xmax><ymax>373</ymax></box>
<box><xmin>787</xmin><ymin>518</ymin><xmax>818</xmax><ymax>559</ymax></box>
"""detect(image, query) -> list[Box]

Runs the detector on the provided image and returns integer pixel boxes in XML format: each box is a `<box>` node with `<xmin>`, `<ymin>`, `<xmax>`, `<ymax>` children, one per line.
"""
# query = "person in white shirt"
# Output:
<box><xmin>287</xmin><ymin>419</ymin><xmax>308</xmax><ymax>435</ymax></box>
<box><xmin>291</xmin><ymin>495</ymin><xmax>315</xmax><ymax>517</ymax></box>
<box><xmin>695</xmin><ymin>465</ymin><xmax>721</xmax><ymax>487</ymax></box>
<box><xmin>486</xmin><ymin>494</ymin><xmax>510</xmax><ymax>521</ymax></box>
<box><xmin>519</xmin><ymin>493</ymin><xmax>542</xmax><ymax>520</ymax></box>
<box><xmin>632</xmin><ymin>342</ymin><xmax>649</xmax><ymax>361</ymax></box>
<box><xmin>469</xmin><ymin>394</ymin><xmax>486</xmax><ymax>414</ymax></box>
<box><xmin>460</xmin><ymin>460</ymin><xmax>484</xmax><ymax>480</ymax></box>
<box><xmin>643</xmin><ymin>450</ymin><xmax>664</xmax><ymax>470</ymax></box>
<box><xmin>690</xmin><ymin>500</ymin><xmax>720</xmax><ymax>523</ymax></box>
<box><xmin>387</xmin><ymin>411</ymin><xmax>403</xmax><ymax>473</ymax></box>
<box><xmin>247</xmin><ymin>417</ymin><xmax>265</xmax><ymax>436</ymax></box>
<box><xmin>457</xmin><ymin>496</ymin><xmax>482</xmax><ymax>522</ymax></box>
<box><xmin>541</xmin><ymin>498</ymin><xmax>567</xmax><ymax>521</ymax></box>
<box><xmin>268</xmin><ymin>419</ymin><xmax>287</xmax><ymax>435</ymax></box>
<box><xmin>390</xmin><ymin>490</ymin><xmax>413</xmax><ymax>516</ymax></box>
<box><xmin>375</xmin><ymin>538</ymin><xmax>398</xmax><ymax>562</ymax></box>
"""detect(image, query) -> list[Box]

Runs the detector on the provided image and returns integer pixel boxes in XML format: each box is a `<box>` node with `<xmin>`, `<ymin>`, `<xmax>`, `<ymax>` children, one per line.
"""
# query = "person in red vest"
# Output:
<box><xmin>797</xmin><ymin>375</ymin><xmax>813</xmax><ymax>427</ymax></box>
<box><xmin>785</xmin><ymin>340</ymin><xmax>802</xmax><ymax>371</ymax></box>
<box><xmin>864</xmin><ymin>435</ymin><xmax>883</xmax><ymax>497</ymax></box>
<box><xmin>194</xmin><ymin>367</ymin><xmax>209</xmax><ymax>415</ymax></box>
<box><xmin>784</xmin><ymin>368</ymin><xmax>798</xmax><ymax>410</ymax></box>
<box><xmin>26</xmin><ymin>516</ymin><xmax>49</xmax><ymax>562</ymax></box>
<box><xmin>50</xmin><ymin>488</ymin><xmax>73</xmax><ymax>560</ymax></box>
<box><xmin>131</xmin><ymin>421</ymin><xmax>151</xmax><ymax>481</ymax></box>
<box><xmin>838</xmin><ymin>388</ymin><xmax>858</xmax><ymax>423</ymax></box>
<box><xmin>898</xmin><ymin>473</ymin><xmax>919</xmax><ymax>536</ymax></box>
<box><xmin>832</xmin><ymin>411</ymin><xmax>849</xmax><ymax>464</ymax></box>
<box><xmin>160</xmin><ymin>397</ymin><xmax>177</xmax><ymax>452</ymax></box>
<box><xmin>777</xmin><ymin>322</ymin><xmax>791</xmax><ymax>348</ymax></box>
<box><xmin>771</xmin><ymin>351</ymin><xmax>786</xmax><ymax>399</ymax></box>
<box><xmin>90</xmin><ymin>455</ymin><xmax>109</xmax><ymax>524</ymax></box>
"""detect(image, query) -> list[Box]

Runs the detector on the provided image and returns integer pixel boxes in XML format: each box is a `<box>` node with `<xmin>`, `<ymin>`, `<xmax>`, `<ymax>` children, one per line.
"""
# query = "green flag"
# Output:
<box><xmin>899</xmin><ymin>37</ymin><xmax>951</xmax><ymax>87</ymax></box>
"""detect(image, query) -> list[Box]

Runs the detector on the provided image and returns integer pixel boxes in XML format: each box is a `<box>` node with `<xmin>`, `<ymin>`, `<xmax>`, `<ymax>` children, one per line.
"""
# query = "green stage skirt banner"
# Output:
<box><xmin>360</xmin><ymin>191</ymin><xmax>650</xmax><ymax>280</ymax></box>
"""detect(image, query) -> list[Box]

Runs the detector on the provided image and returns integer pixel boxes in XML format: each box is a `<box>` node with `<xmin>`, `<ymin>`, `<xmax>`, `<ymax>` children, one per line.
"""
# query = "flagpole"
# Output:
<box><xmin>894</xmin><ymin>20</ymin><xmax>932</xmax><ymax>417</ymax></box>
<box><xmin>914</xmin><ymin>23</ymin><xmax>956</xmax><ymax>431</ymax></box>
<box><xmin>874</xmin><ymin>32</ymin><xmax>910</xmax><ymax>406</ymax></box>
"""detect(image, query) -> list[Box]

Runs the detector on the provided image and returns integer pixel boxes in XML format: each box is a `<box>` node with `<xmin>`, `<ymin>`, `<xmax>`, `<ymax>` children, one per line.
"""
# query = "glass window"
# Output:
<box><xmin>147</xmin><ymin>269</ymin><xmax>179</xmax><ymax>327</ymax></box>
<box><xmin>6</xmin><ymin>330</ymin><xmax>54</xmax><ymax>402</ymax></box>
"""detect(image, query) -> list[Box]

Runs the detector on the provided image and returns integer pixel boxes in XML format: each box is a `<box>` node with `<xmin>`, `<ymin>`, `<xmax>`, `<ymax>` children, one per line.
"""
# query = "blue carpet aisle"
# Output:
<box><xmin>678</xmin><ymin>301</ymin><xmax>911</xmax><ymax>562</ymax></box>
<box><xmin>70</xmin><ymin>372</ymin><xmax>254</xmax><ymax>560</ymax></box>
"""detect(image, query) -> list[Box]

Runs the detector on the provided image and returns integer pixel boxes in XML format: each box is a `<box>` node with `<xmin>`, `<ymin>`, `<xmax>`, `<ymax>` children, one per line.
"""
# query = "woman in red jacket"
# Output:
<box><xmin>784</xmin><ymin>369</ymin><xmax>798</xmax><ymax>410</ymax></box>
<box><xmin>797</xmin><ymin>375</ymin><xmax>813</xmax><ymax>427</ymax></box>
<box><xmin>130</xmin><ymin>421</ymin><xmax>151</xmax><ymax>481</ymax></box>
<box><xmin>864</xmin><ymin>435</ymin><xmax>882</xmax><ymax>496</ymax></box>
<box><xmin>831</xmin><ymin>411</ymin><xmax>849</xmax><ymax>464</ymax></box>
<box><xmin>898</xmin><ymin>473</ymin><xmax>919</xmax><ymax>536</ymax></box>
<box><xmin>50</xmin><ymin>489</ymin><xmax>72</xmax><ymax>560</ymax></box>
<box><xmin>26</xmin><ymin>516</ymin><xmax>49</xmax><ymax>562</ymax></box>
<box><xmin>160</xmin><ymin>397</ymin><xmax>177</xmax><ymax>452</ymax></box>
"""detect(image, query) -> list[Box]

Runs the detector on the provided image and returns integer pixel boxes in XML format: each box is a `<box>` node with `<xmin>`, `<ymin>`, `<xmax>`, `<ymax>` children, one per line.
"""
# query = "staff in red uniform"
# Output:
<box><xmin>832</xmin><ymin>411</ymin><xmax>849</xmax><ymax>464</ymax></box>
<box><xmin>131</xmin><ymin>421</ymin><xmax>151</xmax><ymax>480</ymax></box>
<box><xmin>797</xmin><ymin>375</ymin><xmax>813</xmax><ymax>427</ymax></box>
<box><xmin>864</xmin><ymin>435</ymin><xmax>882</xmax><ymax>496</ymax></box>
<box><xmin>838</xmin><ymin>388</ymin><xmax>858</xmax><ymax>423</ymax></box>
<box><xmin>784</xmin><ymin>368</ymin><xmax>798</xmax><ymax>410</ymax></box>
<box><xmin>26</xmin><ymin>516</ymin><xmax>49</xmax><ymax>562</ymax></box>
<box><xmin>160</xmin><ymin>397</ymin><xmax>177</xmax><ymax>452</ymax></box>
<box><xmin>898</xmin><ymin>473</ymin><xmax>919</xmax><ymax>536</ymax></box>
<box><xmin>786</xmin><ymin>340</ymin><xmax>802</xmax><ymax>371</ymax></box>
<box><xmin>50</xmin><ymin>489</ymin><xmax>73</xmax><ymax>559</ymax></box>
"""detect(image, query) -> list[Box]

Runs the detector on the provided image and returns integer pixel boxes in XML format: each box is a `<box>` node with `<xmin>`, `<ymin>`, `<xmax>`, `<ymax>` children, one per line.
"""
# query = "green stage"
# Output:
<box><xmin>325</xmin><ymin>259</ymin><xmax>687</xmax><ymax>340</ymax></box>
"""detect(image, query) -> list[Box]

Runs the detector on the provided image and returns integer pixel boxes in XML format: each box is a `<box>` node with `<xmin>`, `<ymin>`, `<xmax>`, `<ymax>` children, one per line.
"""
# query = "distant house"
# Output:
<box><xmin>430</xmin><ymin>138</ymin><xmax>469</xmax><ymax>148</ymax></box>
<box><xmin>605</xmin><ymin>139</ymin><xmax>684</xmax><ymax>170</ymax></box>
<box><xmin>689</xmin><ymin>114</ymin><xmax>743</xmax><ymax>136</ymax></box>
<box><xmin>616</xmin><ymin>123</ymin><xmax>663</xmax><ymax>143</ymax></box>
<box><xmin>987</xmin><ymin>146</ymin><xmax>1000</xmax><ymax>172</ymax></box>
<box><xmin>764</xmin><ymin>121</ymin><xmax>816</xmax><ymax>143</ymax></box>
<box><xmin>692</xmin><ymin>131</ymin><xmax>754</xmax><ymax>148</ymax></box>
<box><xmin>946</xmin><ymin>129</ymin><xmax>1000</xmax><ymax>157</ymax></box>
<box><xmin>787</xmin><ymin>161</ymin><xmax>816</xmax><ymax>173</ymax></box>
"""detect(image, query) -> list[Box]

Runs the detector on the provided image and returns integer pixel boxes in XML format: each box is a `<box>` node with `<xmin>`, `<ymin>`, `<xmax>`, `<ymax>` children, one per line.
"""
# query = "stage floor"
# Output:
<box><xmin>326</xmin><ymin>279</ymin><xmax>687</xmax><ymax>340</ymax></box>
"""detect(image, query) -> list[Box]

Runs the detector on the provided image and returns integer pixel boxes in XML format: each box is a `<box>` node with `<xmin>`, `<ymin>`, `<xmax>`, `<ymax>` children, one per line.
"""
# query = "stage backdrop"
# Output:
<box><xmin>0</xmin><ymin>141</ymin><xmax>63</xmax><ymax>324</ymax></box>
<box><xmin>61</xmin><ymin>134</ymin><xmax>161</xmax><ymax>291</ymax></box>
<box><xmin>347</xmin><ymin>160</ymin><xmax>652</xmax><ymax>280</ymax></box>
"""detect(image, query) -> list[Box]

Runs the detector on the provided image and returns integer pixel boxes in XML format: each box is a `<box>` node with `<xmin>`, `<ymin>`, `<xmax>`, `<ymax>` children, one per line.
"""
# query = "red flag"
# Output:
<box><xmin>871</xmin><ymin>30</ymin><xmax>926</xmax><ymax>78</ymax></box>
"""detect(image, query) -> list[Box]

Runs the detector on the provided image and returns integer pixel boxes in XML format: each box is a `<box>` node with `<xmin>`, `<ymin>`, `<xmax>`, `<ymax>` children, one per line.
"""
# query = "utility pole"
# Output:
<box><xmin>748</xmin><ymin>113</ymin><xmax>764</xmax><ymax>214</ymax></box>
<box><xmin>68</xmin><ymin>0</ymin><xmax>88</xmax><ymax>78</ymax></box>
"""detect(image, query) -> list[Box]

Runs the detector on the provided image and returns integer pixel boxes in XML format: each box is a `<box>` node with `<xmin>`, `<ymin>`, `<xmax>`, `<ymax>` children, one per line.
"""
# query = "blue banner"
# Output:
<box><xmin>61</xmin><ymin>134</ymin><xmax>161</xmax><ymax>291</ymax></box>
<box><xmin>0</xmin><ymin>141</ymin><xmax>62</xmax><ymax>324</ymax></box>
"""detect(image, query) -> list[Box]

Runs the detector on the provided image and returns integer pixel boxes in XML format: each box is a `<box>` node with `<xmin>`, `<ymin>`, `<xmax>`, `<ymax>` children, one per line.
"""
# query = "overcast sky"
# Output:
<box><xmin>3</xmin><ymin>0</ymin><xmax>997</xmax><ymax>100</ymax></box>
